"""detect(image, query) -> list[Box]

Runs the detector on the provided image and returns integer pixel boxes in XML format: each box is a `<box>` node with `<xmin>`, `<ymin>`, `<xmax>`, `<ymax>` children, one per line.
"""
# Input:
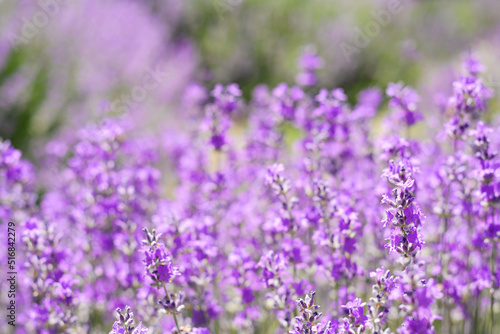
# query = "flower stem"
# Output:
<box><xmin>163</xmin><ymin>284</ymin><xmax>181</xmax><ymax>333</ymax></box>
<box><xmin>491</xmin><ymin>240</ymin><xmax>496</xmax><ymax>334</ymax></box>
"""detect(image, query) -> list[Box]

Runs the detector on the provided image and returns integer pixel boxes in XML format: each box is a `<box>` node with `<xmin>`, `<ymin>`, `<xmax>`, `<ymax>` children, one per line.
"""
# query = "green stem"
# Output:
<box><xmin>335</xmin><ymin>281</ymin><xmax>339</xmax><ymax>318</ymax></box>
<box><xmin>163</xmin><ymin>284</ymin><xmax>181</xmax><ymax>332</ymax></box>
<box><xmin>491</xmin><ymin>241</ymin><xmax>496</xmax><ymax>334</ymax></box>
<box><xmin>474</xmin><ymin>292</ymin><xmax>480</xmax><ymax>333</ymax></box>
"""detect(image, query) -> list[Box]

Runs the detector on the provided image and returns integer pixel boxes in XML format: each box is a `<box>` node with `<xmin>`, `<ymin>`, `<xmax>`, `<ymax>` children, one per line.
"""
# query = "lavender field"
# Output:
<box><xmin>1</xmin><ymin>1</ymin><xmax>500</xmax><ymax>333</ymax></box>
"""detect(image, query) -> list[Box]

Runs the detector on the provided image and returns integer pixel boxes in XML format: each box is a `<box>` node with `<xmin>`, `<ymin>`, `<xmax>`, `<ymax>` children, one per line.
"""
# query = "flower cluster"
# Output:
<box><xmin>22</xmin><ymin>218</ymin><xmax>79</xmax><ymax>333</ymax></box>
<box><xmin>381</xmin><ymin>154</ymin><xmax>425</xmax><ymax>259</ymax></box>
<box><xmin>445</xmin><ymin>56</ymin><xmax>493</xmax><ymax>139</ymax></box>
<box><xmin>296</xmin><ymin>47</ymin><xmax>323</xmax><ymax>87</ymax></box>
<box><xmin>0</xmin><ymin>140</ymin><xmax>35</xmax><ymax>222</ymax></box>
<box><xmin>368</xmin><ymin>268</ymin><xmax>398</xmax><ymax>333</ymax></box>
<box><xmin>110</xmin><ymin>306</ymin><xmax>148</xmax><ymax>334</ymax></box>
<box><xmin>341</xmin><ymin>298</ymin><xmax>370</xmax><ymax>332</ymax></box>
<box><xmin>3</xmin><ymin>54</ymin><xmax>500</xmax><ymax>334</ymax></box>
<box><xmin>394</xmin><ymin>263</ymin><xmax>442</xmax><ymax>334</ymax></box>
<box><xmin>290</xmin><ymin>291</ymin><xmax>335</xmax><ymax>334</ymax></box>
<box><xmin>142</xmin><ymin>227</ymin><xmax>180</xmax><ymax>286</ymax></box>
<box><xmin>386</xmin><ymin>82</ymin><xmax>423</xmax><ymax>127</ymax></box>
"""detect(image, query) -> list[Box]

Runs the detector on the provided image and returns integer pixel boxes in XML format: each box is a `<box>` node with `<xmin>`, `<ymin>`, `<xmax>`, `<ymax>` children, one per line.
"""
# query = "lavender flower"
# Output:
<box><xmin>0</xmin><ymin>140</ymin><xmax>36</xmax><ymax>222</ymax></box>
<box><xmin>449</xmin><ymin>75</ymin><xmax>492</xmax><ymax>116</ymax></box>
<box><xmin>445</xmin><ymin>58</ymin><xmax>493</xmax><ymax>139</ymax></box>
<box><xmin>368</xmin><ymin>268</ymin><xmax>398</xmax><ymax>333</ymax></box>
<box><xmin>23</xmin><ymin>218</ymin><xmax>79</xmax><ymax>332</ymax></box>
<box><xmin>296</xmin><ymin>47</ymin><xmax>323</xmax><ymax>87</ymax></box>
<box><xmin>386</xmin><ymin>82</ymin><xmax>423</xmax><ymax>126</ymax></box>
<box><xmin>381</xmin><ymin>157</ymin><xmax>425</xmax><ymax>258</ymax></box>
<box><xmin>159</xmin><ymin>291</ymin><xmax>186</xmax><ymax>315</ymax></box>
<box><xmin>290</xmin><ymin>290</ymin><xmax>326</xmax><ymax>334</ymax></box>
<box><xmin>257</xmin><ymin>250</ymin><xmax>287</xmax><ymax>289</ymax></box>
<box><xmin>141</xmin><ymin>227</ymin><xmax>183</xmax><ymax>331</ymax></box>
<box><xmin>272</xmin><ymin>83</ymin><xmax>305</xmax><ymax>121</ymax></box>
<box><xmin>393</xmin><ymin>263</ymin><xmax>442</xmax><ymax>334</ymax></box>
<box><xmin>201</xmin><ymin>104</ymin><xmax>232</xmax><ymax>150</ymax></box>
<box><xmin>342</xmin><ymin>298</ymin><xmax>370</xmax><ymax>332</ymax></box>
<box><xmin>110</xmin><ymin>306</ymin><xmax>148</xmax><ymax>334</ymax></box>
<box><xmin>142</xmin><ymin>227</ymin><xmax>180</xmax><ymax>286</ymax></box>
<box><xmin>7</xmin><ymin>44</ymin><xmax>500</xmax><ymax>333</ymax></box>
<box><xmin>211</xmin><ymin>83</ymin><xmax>242</xmax><ymax>114</ymax></box>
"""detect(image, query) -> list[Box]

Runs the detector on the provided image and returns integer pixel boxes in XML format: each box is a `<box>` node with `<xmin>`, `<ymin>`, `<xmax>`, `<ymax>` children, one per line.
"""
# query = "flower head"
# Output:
<box><xmin>142</xmin><ymin>227</ymin><xmax>180</xmax><ymax>286</ymax></box>
<box><xmin>110</xmin><ymin>306</ymin><xmax>148</xmax><ymax>334</ymax></box>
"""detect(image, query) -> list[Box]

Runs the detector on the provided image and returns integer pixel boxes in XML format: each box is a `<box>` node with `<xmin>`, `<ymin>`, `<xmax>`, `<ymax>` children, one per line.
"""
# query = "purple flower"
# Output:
<box><xmin>386</xmin><ymin>82</ymin><xmax>423</xmax><ymax>126</ymax></box>
<box><xmin>9</xmin><ymin>43</ymin><xmax>500</xmax><ymax>334</ymax></box>
<box><xmin>296</xmin><ymin>46</ymin><xmax>323</xmax><ymax>86</ymax></box>
<box><xmin>141</xmin><ymin>227</ymin><xmax>180</xmax><ymax>285</ymax></box>
<box><xmin>201</xmin><ymin>104</ymin><xmax>233</xmax><ymax>150</ymax></box>
<box><xmin>272</xmin><ymin>83</ymin><xmax>305</xmax><ymax>120</ymax></box>
<box><xmin>381</xmin><ymin>142</ymin><xmax>425</xmax><ymax>258</ymax></box>
<box><xmin>464</xmin><ymin>55</ymin><xmax>485</xmax><ymax>75</ymax></box>
<box><xmin>342</xmin><ymin>298</ymin><xmax>370</xmax><ymax>331</ymax></box>
<box><xmin>448</xmin><ymin>74</ymin><xmax>492</xmax><ymax>116</ymax></box>
<box><xmin>0</xmin><ymin>140</ymin><xmax>36</xmax><ymax>223</ymax></box>
<box><xmin>110</xmin><ymin>306</ymin><xmax>148</xmax><ymax>334</ymax></box>
<box><xmin>291</xmin><ymin>290</ymin><xmax>325</xmax><ymax>334</ymax></box>
<box><xmin>257</xmin><ymin>250</ymin><xmax>287</xmax><ymax>289</ymax></box>
<box><xmin>211</xmin><ymin>83</ymin><xmax>242</xmax><ymax>114</ymax></box>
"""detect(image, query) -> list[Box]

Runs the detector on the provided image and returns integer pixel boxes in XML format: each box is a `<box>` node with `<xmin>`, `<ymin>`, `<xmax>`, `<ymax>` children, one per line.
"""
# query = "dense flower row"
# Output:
<box><xmin>1</xmin><ymin>55</ymin><xmax>499</xmax><ymax>334</ymax></box>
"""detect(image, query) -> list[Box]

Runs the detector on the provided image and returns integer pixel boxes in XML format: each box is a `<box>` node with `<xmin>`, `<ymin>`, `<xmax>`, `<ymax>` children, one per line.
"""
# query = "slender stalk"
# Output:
<box><xmin>335</xmin><ymin>281</ymin><xmax>339</xmax><ymax>318</ymax></box>
<box><xmin>473</xmin><ymin>292</ymin><xmax>480</xmax><ymax>333</ymax></box>
<box><xmin>163</xmin><ymin>285</ymin><xmax>181</xmax><ymax>332</ymax></box>
<box><xmin>448</xmin><ymin>306</ymin><xmax>453</xmax><ymax>334</ymax></box>
<box><xmin>438</xmin><ymin>138</ymin><xmax>457</xmax><ymax>332</ymax></box>
<box><xmin>215</xmin><ymin>148</ymin><xmax>222</xmax><ymax>172</ymax></box>
<box><xmin>491</xmin><ymin>240</ymin><xmax>496</xmax><ymax>334</ymax></box>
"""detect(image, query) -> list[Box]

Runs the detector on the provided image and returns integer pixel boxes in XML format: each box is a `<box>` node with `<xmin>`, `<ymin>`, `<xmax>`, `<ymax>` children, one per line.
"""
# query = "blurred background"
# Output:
<box><xmin>1</xmin><ymin>0</ymin><xmax>500</xmax><ymax>160</ymax></box>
